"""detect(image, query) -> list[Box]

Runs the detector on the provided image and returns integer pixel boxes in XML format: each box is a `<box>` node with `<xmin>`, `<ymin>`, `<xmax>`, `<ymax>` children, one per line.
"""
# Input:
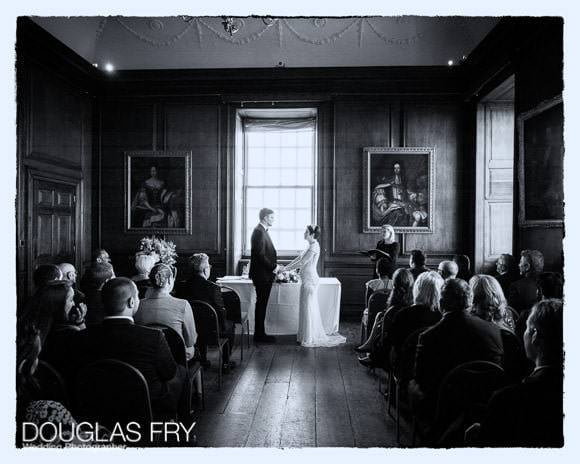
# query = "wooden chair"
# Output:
<box><xmin>36</xmin><ymin>360</ymin><xmax>69</xmax><ymax>407</ymax></box>
<box><xmin>190</xmin><ymin>300</ymin><xmax>230</xmax><ymax>390</ymax></box>
<box><xmin>73</xmin><ymin>359</ymin><xmax>153</xmax><ymax>444</ymax></box>
<box><xmin>412</xmin><ymin>360</ymin><xmax>506</xmax><ymax>447</ymax></box>
<box><xmin>220</xmin><ymin>284</ymin><xmax>250</xmax><ymax>361</ymax></box>
<box><xmin>360</xmin><ymin>290</ymin><xmax>390</xmax><ymax>346</ymax></box>
<box><xmin>146</xmin><ymin>324</ymin><xmax>205</xmax><ymax>413</ymax></box>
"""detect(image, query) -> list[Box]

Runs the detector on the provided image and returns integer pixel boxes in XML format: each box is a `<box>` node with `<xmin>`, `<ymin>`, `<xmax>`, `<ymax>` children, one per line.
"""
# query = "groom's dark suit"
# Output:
<box><xmin>249</xmin><ymin>224</ymin><xmax>277</xmax><ymax>338</ymax></box>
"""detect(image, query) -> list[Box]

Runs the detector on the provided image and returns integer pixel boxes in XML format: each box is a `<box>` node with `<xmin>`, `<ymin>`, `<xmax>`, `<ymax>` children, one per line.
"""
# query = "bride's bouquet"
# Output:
<box><xmin>275</xmin><ymin>269</ymin><xmax>300</xmax><ymax>283</ymax></box>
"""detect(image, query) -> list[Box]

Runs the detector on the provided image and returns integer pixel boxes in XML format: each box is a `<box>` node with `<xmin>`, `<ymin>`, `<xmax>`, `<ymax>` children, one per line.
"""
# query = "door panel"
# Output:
<box><xmin>30</xmin><ymin>178</ymin><xmax>77</xmax><ymax>279</ymax></box>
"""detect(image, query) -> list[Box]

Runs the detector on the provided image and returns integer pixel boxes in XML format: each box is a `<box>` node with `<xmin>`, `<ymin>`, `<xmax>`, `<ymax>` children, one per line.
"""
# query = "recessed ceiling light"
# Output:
<box><xmin>447</xmin><ymin>60</ymin><xmax>454</xmax><ymax>66</ymax></box>
<box><xmin>92</xmin><ymin>63</ymin><xmax>99</xmax><ymax>68</ymax></box>
<box><xmin>104</xmin><ymin>63</ymin><xmax>115</xmax><ymax>73</ymax></box>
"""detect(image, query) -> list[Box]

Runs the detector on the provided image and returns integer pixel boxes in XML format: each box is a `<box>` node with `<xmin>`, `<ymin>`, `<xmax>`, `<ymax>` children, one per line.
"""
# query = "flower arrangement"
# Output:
<box><xmin>275</xmin><ymin>270</ymin><xmax>300</xmax><ymax>283</ymax></box>
<box><xmin>137</xmin><ymin>236</ymin><xmax>178</xmax><ymax>266</ymax></box>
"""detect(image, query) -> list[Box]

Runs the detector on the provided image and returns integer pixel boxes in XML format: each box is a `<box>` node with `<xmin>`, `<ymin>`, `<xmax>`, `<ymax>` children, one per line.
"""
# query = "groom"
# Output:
<box><xmin>250</xmin><ymin>208</ymin><xmax>280</xmax><ymax>343</ymax></box>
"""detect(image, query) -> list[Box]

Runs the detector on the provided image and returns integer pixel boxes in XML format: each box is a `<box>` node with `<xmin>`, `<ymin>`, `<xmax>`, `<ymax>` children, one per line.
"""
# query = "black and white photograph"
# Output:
<box><xmin>5</xmin><ymin>2</ymin><xmax>577</xmax><ymax>458</ymax></box>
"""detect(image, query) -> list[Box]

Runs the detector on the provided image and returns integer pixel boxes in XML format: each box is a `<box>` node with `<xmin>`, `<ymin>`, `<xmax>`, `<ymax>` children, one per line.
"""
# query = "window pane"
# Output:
<box><xmin>243</xmin><ymin>120</ymin><xmax>316</xmax><ymax>253</ymax></box>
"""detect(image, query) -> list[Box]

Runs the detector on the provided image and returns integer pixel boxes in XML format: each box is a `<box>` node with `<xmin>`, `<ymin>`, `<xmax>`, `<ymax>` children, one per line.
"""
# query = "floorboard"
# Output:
<box><xmin>194</xmin><ymin>322</ymin><xmax>399</xmax><ymax>448</ymax></box>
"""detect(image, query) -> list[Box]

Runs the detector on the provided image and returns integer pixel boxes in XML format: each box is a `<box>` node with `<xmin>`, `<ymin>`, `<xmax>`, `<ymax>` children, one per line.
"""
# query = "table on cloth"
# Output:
<box><xmin>216</xmin><ymin>277</ymin><xmax>342</xmax><ymax>336</ymax></box>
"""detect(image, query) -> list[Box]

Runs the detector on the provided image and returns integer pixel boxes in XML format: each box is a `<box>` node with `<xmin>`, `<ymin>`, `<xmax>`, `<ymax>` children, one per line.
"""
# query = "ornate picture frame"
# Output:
<box><xmin>362</xmin><ymin>146</ymin><xmax>435</xmax><ymax>234</ymax></box>
<box><xmin>517</xmin><ymin>95</ymin><xmax>564</xmax><ymax>228</ymax></box>
<box><xmin>125</xmin><ymin>150</ymin><xmax>192</xmax><ymax>234</ymax></box>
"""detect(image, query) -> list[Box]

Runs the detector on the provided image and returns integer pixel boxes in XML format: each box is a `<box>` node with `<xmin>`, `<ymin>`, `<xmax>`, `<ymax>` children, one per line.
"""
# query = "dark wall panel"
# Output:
<box><xmin>163</xmin><ymin>103</ymin><xmax>221</xmax><ymax>254</ymax></box>
<box><xmin>333</xmin><ymin>101</ymin><xmax>392</xmax><ymax>255</ymax></box>
<box><xmin>402</xmin><ymin>102</ymin><xmax>464</xmax><ymax>257</ymax></box>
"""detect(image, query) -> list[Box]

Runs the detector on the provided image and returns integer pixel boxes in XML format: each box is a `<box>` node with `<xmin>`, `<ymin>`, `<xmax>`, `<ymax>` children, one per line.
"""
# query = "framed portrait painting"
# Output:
<box><xmin>362</xmin><ymin>146</ymin><xmax>435</xmax><ymax>234</ymax></box>
<box><xmin>125</xmin><ymin>150</ymin><xmax>192</xmax><ymax>234</ymax></box>
<box><xmin>517</xmin><ymin>95</ymin><xmax>564</xmax><ymax>228</ymax></box>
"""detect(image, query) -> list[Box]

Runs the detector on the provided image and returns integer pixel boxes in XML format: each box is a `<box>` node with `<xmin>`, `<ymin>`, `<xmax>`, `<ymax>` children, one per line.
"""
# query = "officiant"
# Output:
<box><xmin>371</xmin><ymin>225</ymin><xmax>399</xmax><ymax>278</ymax></box>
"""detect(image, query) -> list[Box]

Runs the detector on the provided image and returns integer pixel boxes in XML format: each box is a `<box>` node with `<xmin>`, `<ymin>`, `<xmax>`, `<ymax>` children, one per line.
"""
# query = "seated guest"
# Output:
<box><xmin>135</xmin><ymin>263</ymin><xmax>198</xmax><ymax>361</ymax></box>
<box><xmin>81</xmin><ymin>248</ymin><xmax>113</xmax><ymax>289</ymax></box>
<box><xmin>474</xmin><ymin>299</ymin><xmax>563</xmax><ymax>447</ymax></box>
<box><xmin>509</xmin><ymin>249</ymin><xmax>544</xmax><ymax>314</ymax></box>
<box><xmin>131</xmin><ymin>253</ymin><xmax>156</xmax><ymax>299</ymax></box>
<box><xmin>356</xmin><ymin>268</ymin><xmax>414</xmax><ymax>355</ymax></box>
<box><xmin>72</xmin><ymin>278</ymin><xmax>186</xmax><ymax>418</ymax></box>
<box><xmin>39</xmin><ymin>281</ymin><xmax>86</xmax><ymax>379</ymax></box>
<box><xmin>494</xmin><ymin>253</ymin><xmax>519</xmax><ymax>296</ymax></box>
<box><xmin>181</xmin><ymin>253</ymin><xmax>235</xmax><ymax>371</ymax></box>
<box><xmin>469</xmin><ymin>275</ymin><xmax>516</xmax><ymax>332</ymax></box>
<box><xmin>437</xmin><ymin>260</ymin><xmax>458</xmax><ymax>280</ymax></box>
<box><xmin>365</xmin><ymin>257</ymin><xmax>394</xmax><ymax>303</ymax></box>
<box><xmin>58</xmin><ymin>262</ymin><xmax>86</xmax><ymax>305</ymax></box>
<box><xmin>411</xmin><ymin>279</ymin><xmax>504</xmax><ymax>418</ymax></box>
<box><xmin>408</xmin><ymin>249</ymin><xmax>429</xmax><ymax>280</ymax></box>
<box><xmin>359</xmin><ymin>271</ymin><xmax>443</xmax><ymax>368</ymax></box>
<box><xmin>19</xmin><ymin>280</ymin><xmax>78</xmax><ymax>345</ymax></box>
<box><xmin>515</xmin><ymin>271</ymin><xmax>563</xmax><ymax>340</ymax></box>
<box><xmin>83</xmin><ymin>262</ymin><xmax>115</xmax><ymax>326</ymax></box>
<box><xmin>32</xmin><ymin>264</ymin><xmax>62</xmax><ymax>293</ymax></box>
<box><xmin>453</xmin><ymin>254</ymin><xmax>472</xmax><ymax>281</ymax></box>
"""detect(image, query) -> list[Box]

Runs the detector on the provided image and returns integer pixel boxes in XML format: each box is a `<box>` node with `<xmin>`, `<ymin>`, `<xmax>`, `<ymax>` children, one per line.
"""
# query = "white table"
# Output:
<box><xmin>216</xmin><ymin>277</ymin><xmax>342</xmax><ymax>336</ymax></box>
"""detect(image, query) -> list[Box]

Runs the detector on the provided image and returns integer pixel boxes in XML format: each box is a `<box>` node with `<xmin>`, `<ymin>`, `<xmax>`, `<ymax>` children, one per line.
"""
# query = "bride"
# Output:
<box><xmin>283</xmin><ymin>225</ymin><xmax>346</xmax><ymax>348</ymax></box>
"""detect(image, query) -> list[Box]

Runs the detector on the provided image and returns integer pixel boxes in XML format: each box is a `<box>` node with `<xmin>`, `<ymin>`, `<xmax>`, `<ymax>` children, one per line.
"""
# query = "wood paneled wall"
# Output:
<box><xmin>16</xmin><ymin>52</ymin><xmax>94</xmax><ymax>301</ymax></box>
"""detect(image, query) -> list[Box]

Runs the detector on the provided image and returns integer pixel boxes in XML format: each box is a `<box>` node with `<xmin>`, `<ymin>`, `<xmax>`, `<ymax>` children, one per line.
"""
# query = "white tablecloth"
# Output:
<box><xmin>216</xmin><ymin>277</ymin><xmax>342</xmax><ymax>336</ymax></box>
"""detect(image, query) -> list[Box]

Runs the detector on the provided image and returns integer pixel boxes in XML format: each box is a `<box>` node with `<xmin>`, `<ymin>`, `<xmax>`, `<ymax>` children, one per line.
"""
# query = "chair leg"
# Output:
<box><xmin>396</xmin><ymin>382</ymin><xmax>401</xmax><ymax>445</ymax></box>
<box><xmin>246</xmin><ymin>320</ymin><xmax>250</xmax><ymax>348</ymax></box>
<box><xmin>240</xmin><ymin>322</ymin><xmax>244</xmax><ymax>362</ymax></box>
<box><xmin>200</xmin><ymin>368</ymin><xmax>205</xmax><ymax>410</ymax></box>
<box><xmin>218</xmin><ymin>348</ymin><xmax>222</xmax><ymax>390</ymax></box>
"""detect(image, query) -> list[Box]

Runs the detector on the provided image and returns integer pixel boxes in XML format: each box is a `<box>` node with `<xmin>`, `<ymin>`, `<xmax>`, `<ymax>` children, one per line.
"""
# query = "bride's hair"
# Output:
<box><xmin>307</xmin><ymin>225</ymin><xmax>321</xmax><ymax>240</ymax></box>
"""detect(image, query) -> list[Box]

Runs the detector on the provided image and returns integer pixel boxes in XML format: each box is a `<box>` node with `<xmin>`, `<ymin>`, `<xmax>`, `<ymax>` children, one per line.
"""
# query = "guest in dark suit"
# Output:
<box><xmin>494</xmin><ymin>253</ymin><xmax>519</xmax><ymax>297</ymax></box>
<box><xmin>181</xmin><ymin>253</ymin><xmax>235</xmax><ymax>370</ymax></box>
<box><xmin>249</xmin><ymin>208</ymin><xmax>280</xmax><ymax>343</ymax></box>
<box><xmin>72</xmin><ymin>277</ymin><xmax>186</xmax><ymax>418</ymax></box>
<box><xmin>32</xmin><ymin>264</ymin><xmax>63</xmax><ymax>293</ymax></box>
<box><xmin>408</xmin><ymin>249</ymin><xmax>429</xmax><ymax>280</ymax></box>
<box><xmin>81</xmin><ymin>248</ymin><xmax>113</xmax><ymax>291</ymax></box>
<box><xmin>82</xmin><ymin>262</ymin><xmax>115</xmax><ymax>327</ymax></box>
<box><xmin>515</xmin><ymin>271</ymin><xmax>563</xmax><ymax>340</ymax></box>
<box><xmin>453</xmin><ymin>254</ymin><xmax>472</xmax><ymax>282</ymax></box>
<box><xmin>411</xmin><ymin>279</ymin><xmax>504</xmax><ymax>417</ymax></box>
<box><xmin>508</xmin><ymin>249</ymin><xmax>544</xmax><ymax>314</ymax></box>
<box><xmin>473</xmin><ymin>299</ymin><xmax>563</xmax><ymax>447</ymax></box>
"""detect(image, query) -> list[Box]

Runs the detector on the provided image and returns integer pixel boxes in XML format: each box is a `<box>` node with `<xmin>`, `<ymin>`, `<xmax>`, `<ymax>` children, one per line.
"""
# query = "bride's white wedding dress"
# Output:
<box><xmin>285</xmin><ymin>241</ymin><xmax>346</xmax><ymax>348</ymax></box>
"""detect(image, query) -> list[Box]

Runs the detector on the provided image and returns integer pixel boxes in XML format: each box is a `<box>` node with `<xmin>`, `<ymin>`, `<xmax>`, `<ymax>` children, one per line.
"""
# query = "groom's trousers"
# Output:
<box><xmin>254</xmin><ymin>281</ymin><xmax>273</xmax><ymax>336</ymax></box>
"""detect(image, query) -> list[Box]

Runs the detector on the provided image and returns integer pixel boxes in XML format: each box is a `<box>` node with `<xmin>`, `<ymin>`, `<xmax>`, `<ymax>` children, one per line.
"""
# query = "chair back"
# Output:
<box><xmin>367</xmin><ymin>290</ymin><xmax>390</xmax><ymax>328</ymax></box>
<box><xmin>220</xmin><ymin>285</ymin><xmax>243</xmax><ymax>323</ymax></box>
<box><xmin>394</xmin><ymin>327</ymin><xmax>425</xmax><ymax>382</ymax></box>
<box><xmin>35</xmin><ymin>360</ymin><xmax>69</xmax><ymax>406</ymax></box>
<box><xmin>190</xmin><ymin>300</ymin><xmax>221</xmax><ymax>347</ymax></box>
<box><xmin>74</xmin><ymin>359</ymin><xmax>153</xmax><ymax>430</ymax></box>
<box><xmin>146</xmin><ymin>324</ymin><xmax>187</xmax><ymax>366</ymax></box>
<box><xmin>433</xmin><ymin>360</ymin><xmax>506</xmax><ymax>444</ymax></box>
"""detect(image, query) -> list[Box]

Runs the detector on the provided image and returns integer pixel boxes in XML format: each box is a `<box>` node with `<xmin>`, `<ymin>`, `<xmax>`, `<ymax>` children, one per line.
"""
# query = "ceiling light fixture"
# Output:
<box><xmin>222</xmin><ymin>16</ymin><xmax>240</xmax><ymax>36</ymax></box>
<box><xmin>447</xmin><ymin>60</ymin><xmax>454</xmax><ymax>66</ymax></box>
<box><xmin>104</xmin><ymin>63</ymin><xmax>115</xmax><ymax>73</ymax></box>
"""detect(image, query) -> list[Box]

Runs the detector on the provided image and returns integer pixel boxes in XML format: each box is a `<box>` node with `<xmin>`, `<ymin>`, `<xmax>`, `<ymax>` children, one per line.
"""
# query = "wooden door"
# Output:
<box><xmin>29</xmin><ymin>178</ymin><xmax>77</xmax><ymax>289</ymax></box>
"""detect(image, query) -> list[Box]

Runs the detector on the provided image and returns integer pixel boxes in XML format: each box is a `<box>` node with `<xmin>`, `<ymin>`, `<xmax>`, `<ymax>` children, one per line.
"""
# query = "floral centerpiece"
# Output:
<box><xmin>275</xmin><ymin>270</ymin><xmax>300</xmax><ymax>283</ymax></box>
<box><xmin>137</xmin><ymin>236</ymin><xmax>178</xmax><ymax>266</ymax></box>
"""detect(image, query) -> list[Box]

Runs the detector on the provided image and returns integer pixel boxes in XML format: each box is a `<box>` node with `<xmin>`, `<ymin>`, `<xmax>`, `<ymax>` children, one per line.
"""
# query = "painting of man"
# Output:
<box><xmin>364</xmin><ymin>147</ymin><xmax>434</xmax><ymax>233</ymax></box>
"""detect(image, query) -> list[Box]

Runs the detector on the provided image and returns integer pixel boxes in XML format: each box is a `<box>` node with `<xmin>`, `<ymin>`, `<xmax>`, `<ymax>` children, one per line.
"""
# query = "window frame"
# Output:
<box><xmin>241</xmin><ymin>117</ymin><xmax>317</xmax><ymax>256</ymax></box>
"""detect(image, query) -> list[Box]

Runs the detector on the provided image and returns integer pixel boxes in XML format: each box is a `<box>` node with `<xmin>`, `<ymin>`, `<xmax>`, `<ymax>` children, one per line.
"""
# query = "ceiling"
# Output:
<box><xmin>31</xmin><ymin>16</ymin><xmax>499</xmax><ymax>70</ymax></box>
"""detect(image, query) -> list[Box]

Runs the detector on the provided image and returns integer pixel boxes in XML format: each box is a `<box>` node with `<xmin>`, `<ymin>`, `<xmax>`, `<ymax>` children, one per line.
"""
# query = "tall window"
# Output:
<box><xmin>242</xmin><ymin>117</ymin><xmax>316</xmax><ymax>254</ymax></box>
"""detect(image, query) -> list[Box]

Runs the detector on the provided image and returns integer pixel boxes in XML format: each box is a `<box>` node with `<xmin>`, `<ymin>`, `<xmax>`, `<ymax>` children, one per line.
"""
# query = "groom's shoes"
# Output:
<box><xmin>253</xmin><ymin>334</ymin><xmax>276</xmax><ymax>344</ymax></box>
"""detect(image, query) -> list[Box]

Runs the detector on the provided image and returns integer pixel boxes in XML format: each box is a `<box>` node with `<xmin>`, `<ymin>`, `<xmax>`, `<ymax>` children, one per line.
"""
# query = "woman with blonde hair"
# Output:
<box><xmin>469</xmin><ymin>274</ymin><xmax>516</xmax><ymax>332</ymax></box>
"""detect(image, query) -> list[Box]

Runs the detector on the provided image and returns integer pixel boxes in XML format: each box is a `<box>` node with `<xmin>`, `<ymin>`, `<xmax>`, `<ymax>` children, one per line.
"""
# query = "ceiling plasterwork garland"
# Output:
<box><xmin>107</xmin><ymin>17</ymin><xmax>425</xmax><ymax>49</ymax></box>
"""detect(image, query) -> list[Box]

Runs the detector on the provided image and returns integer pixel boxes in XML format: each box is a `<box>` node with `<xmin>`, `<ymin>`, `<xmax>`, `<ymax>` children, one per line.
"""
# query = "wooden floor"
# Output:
<box><xmin>195</xmin><ymin>322</ymin><xmax>400</xmax><ymax>448</ymax></box>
